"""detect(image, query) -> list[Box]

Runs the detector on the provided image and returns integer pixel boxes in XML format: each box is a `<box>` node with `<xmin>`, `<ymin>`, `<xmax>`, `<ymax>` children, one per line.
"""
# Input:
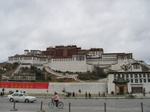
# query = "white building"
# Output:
<box><xmin>7</xmin><ymin>47</ymin><xmax>150</xmax><ymax>94</ymax></box>
<box><xmin>8</xmin><ymin>48</ymin><xmax>139</xmax><ymax>73</ymax></box>
<box><xmin>108</xmin><ymin>72</ymin><xmax>150</xmax><ymax>94</ymax></box>
<box><xmin>8</xmin><ymin>50</ymin><xmax>49</xmax><ymax>69</ymax></box>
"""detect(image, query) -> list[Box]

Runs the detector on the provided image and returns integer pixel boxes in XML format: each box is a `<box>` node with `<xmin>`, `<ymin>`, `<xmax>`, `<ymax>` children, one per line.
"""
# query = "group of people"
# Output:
<box><xmin>0</xmin><ymin>91</ymin><xmax>4</xmax><ymax>96</ymax></box>
<box><xmin>85</xmin><ymin>92</ymin><xmax>106</xmax><ymax>98</ymax></box>
<box><xmin>0</xmin><ymin>88</ymin><xmax>5</xmax><ymax>96</ymax></box>
<box><xmin>85</xmin><ymin>92</ymin><xmax>91</xmax><ymax>98</ymax></box>
<box><xmin>66</xmin><ymin>92</ymin><xmax>76</xmax><ymax>97</ymax></box>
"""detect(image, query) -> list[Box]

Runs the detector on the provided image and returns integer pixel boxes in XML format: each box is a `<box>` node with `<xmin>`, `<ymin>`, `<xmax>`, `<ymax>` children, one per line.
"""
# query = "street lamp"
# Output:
<box><xmin>0</xmin><ymin>74</ymin><xmax>2</xmax><ymax>96</ymax></box>
<box><xmin>0</xmin><ymin>74</ymin><xmax>1</xmax><ymax>81</ymax></box>
<box><xmin>0</xmin><ymin>74</ymin><xmax>1</xmax><ymax>85</ymax></box>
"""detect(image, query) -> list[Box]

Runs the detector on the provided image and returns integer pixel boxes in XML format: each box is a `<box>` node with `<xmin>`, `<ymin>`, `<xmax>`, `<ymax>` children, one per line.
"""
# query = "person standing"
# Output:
<box><xmin>89</xmin><ymin>92</ymin><xmax>91</xmax><ymax>99</ymax></box>
<box><xmin>72</xmin><ymin>92</ymin><xmax>75</xmax><ymax>97</ymax></box>
<box><xmin>98</xmin><ymin>91</ymin><xmax>101</xmax><ymax>97</ymax></box>
<box><xmin>85</xmin><ymin>92</ymin><xmax>87</xmax><ymax>98</ymax></box>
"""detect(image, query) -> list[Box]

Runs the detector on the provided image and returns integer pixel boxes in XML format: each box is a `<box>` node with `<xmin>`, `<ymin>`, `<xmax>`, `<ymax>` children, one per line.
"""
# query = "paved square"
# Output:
<box><xmin>0</xmin><ymin>97</ymin><xmax>150</xmax><ymax>112</ymax></box>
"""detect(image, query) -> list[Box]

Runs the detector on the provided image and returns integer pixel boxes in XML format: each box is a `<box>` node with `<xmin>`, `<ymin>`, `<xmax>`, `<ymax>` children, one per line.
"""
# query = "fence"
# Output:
<box><xmin>8</xmin><ymin>98</ymin><xmax>150</xmax><ymax>112</ymax></box>
<box><xmin>65</xmin><ymin>99</ymin><xmax>150</xmax><ymax>112</ymax></box>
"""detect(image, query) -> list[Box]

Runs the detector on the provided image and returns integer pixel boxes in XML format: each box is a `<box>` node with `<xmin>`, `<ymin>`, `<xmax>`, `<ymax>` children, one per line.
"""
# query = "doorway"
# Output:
<box><xmin>119</xmin><ymin>87</ymin><xmax>124</xmax><ymax>94</ymax></box>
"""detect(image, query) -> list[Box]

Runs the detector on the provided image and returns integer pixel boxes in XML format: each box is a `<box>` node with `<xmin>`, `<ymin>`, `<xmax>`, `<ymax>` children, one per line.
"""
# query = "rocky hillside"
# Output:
<box><xmin>0</xmin><ymin>62</ymin><xmax>19</xmax><ymax>77</ymax></box>
<box><xmin>0</xmin><ymin>62</ymin><xmax>78</xmax><ymax>82</ymax></box>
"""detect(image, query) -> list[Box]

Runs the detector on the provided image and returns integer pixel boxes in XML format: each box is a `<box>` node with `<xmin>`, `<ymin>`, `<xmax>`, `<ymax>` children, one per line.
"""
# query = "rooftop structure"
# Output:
<box><xmin>42</xmin><ymin>45</ymin><xmax>84</xmax><ymax>58</ymax></box>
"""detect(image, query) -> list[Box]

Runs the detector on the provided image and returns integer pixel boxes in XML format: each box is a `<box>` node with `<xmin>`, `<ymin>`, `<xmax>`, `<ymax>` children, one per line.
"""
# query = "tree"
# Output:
<box><xmin>94</xmin><ymin>67</ymin><xmax>107</xmax><ymax>78</ymax></box>
<box><xmin>35</xmin><ymin>71</ymin><xmax>45</xmax><ymax>81</ymax></box>
<box><xmin>120</xmin><ymin>63</ymin><xmax>131</xmax><ymax>71</ymax></box>
<box><xmin>62</xmin><ymin>88</ymin><xmax>66</xmax><ymax>93</ymax></box>
<box><xmin>78</xmin><ymin>89</ymin><xmax>81</xmax><ymax>93</ymax></box>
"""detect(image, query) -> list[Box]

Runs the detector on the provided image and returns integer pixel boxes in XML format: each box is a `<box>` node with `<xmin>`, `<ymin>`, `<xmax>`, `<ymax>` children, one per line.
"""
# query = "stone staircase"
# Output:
<box><xmin>11</xmin><ymin>64</ymin><xmax>22</xmax><ymax>76</ymax></box>
<box><xmin>43</xmin><ymin>65</ymin><xmax>84</xmax><ymax>82</ymax></box>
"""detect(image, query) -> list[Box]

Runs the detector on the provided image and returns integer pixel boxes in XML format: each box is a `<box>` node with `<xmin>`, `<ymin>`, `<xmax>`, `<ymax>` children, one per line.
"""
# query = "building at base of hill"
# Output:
<box><xmin>108</xmin><ymin>72</ymin><xmax>150</xmax><ymax>94</ymax></box>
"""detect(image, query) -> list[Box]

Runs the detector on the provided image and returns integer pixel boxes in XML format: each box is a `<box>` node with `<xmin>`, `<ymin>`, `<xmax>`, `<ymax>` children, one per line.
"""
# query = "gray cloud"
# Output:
<box><xmin>0</xmin><ymin>0</ymin><xmax>150</xmax><ymax>63</ymax></box>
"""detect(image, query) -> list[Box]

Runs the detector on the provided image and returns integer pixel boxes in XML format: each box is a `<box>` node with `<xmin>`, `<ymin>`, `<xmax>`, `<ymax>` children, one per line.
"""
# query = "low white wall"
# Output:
<box><xmin>1</xmin><ymin>82</ymin><xmax>107</xmax><ymax>94</ymax></box>
<box><xmin>48</xmin><ymin>83</ymin><xmax>107</xmax><ymax>94</ymax></box>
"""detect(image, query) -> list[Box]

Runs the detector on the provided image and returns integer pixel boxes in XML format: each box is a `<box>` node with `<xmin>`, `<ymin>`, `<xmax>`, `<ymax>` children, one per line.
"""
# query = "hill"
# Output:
<box><xmin>0</xmin><ymin>62</ymin><xmax>79</xmax><ymax>82</ymax></box>
<box><xmin>0</xmin><ymin>62</ymin><xmax>19</xmax><ymax>77</ymax></box>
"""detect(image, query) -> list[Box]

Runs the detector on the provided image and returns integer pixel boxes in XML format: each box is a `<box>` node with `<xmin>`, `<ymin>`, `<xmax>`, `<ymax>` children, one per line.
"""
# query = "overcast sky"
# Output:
<box><xmin>0</xmin><ymin>0</ymin><xmax>150</xmax><ymax>63</ymax></box>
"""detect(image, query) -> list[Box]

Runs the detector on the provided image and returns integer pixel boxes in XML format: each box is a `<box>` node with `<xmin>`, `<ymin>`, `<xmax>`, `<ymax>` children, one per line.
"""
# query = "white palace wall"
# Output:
<box><xmin>50</xmin><ymin>59</ymin><xmax>91</xmax><ymax>72</ymax></box>
<box><xmin>2</xmin><ymin>83</ymin><xmax>107</xmax><ymax>94</ymax></box>
<box><xmin>48</xmin><ymin>83</ymin><xmax>107</xmax><ymax>94</ymax></box>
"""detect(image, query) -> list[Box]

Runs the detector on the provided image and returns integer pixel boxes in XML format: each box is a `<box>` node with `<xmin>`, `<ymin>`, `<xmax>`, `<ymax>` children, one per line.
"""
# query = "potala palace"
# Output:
<box><xmin>7</xmin><ymin>45</ymin><xmax>150</xmax><ymax>95</ymax></box>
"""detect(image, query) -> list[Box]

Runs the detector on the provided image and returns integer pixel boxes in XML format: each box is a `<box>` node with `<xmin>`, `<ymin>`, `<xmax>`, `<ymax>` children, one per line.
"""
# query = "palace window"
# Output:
<box><xmin>134</xmin><ymin>74</ymin><xmax>138</xmax><ymax>78</ymax></box>
<box><xmin>76</xmin><ymin>55</ymin><xmax>85</xmax><ymax>61</ymax></box>
<box><xmin>39</xmin><ymin>58</ymin><xmax>47</xmax><ymax>61</ymax></box>
<box><xmin>133</xmin><ymin>64</ymin><xmax>140</xmax><ymax>69</ymax></box>
<box><xmin>135</xmin><ymin>79</ymin><xmax>138</xmax><ymax>83</ymax></box>
<box><xmin>24</xmin><ymin>57</ymin><xmax>32</xmax><ymax>60</ymax></box>
<box><xmin>140</xmin><ymin>79</ymin><xmax>142</xmax><ymax>83</ymax></box>
<box><xmin>118</xmin><ymin>55</ymin><xmax>125</xmax><ymax>60</ymax></box>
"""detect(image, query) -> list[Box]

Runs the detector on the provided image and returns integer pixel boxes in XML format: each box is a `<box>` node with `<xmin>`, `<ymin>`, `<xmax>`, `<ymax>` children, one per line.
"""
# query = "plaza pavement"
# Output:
<box><xmin>0</xmin><ymin>94</ymin><xmax>150</xmax><ymax>112</ymax></box>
